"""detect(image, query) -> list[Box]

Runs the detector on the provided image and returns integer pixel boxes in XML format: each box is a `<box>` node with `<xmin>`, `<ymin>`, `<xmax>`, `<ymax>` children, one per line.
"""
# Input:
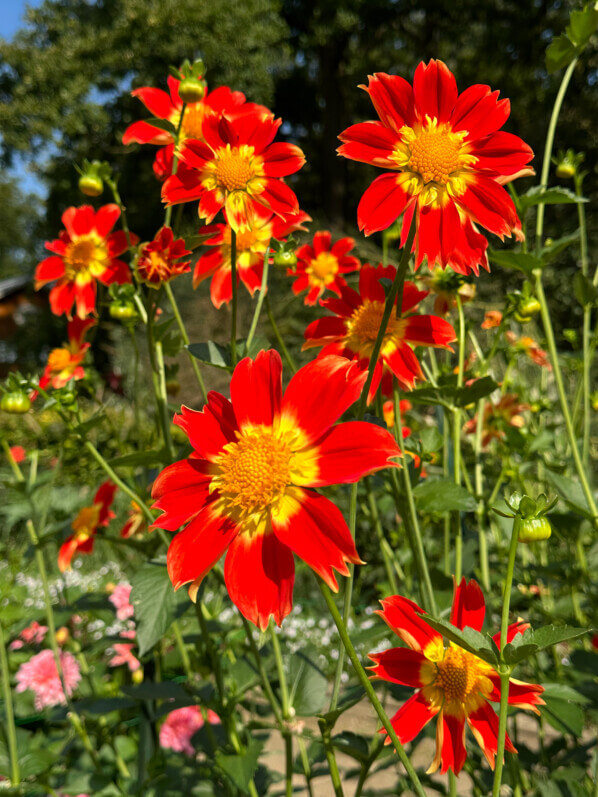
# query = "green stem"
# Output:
<box><xmin>318</xmin><ymin>717</ymin><xmax>345</xmax><ymax>797</ymax></box>
<box><xmin>474</xmin><ymin>399</ymin><xmax>490</xmax><ymax>591</ymax></box>
<box><xmin>155</xmin><ymin>339</ymin><xmax>174</xmax><ymax>458</ymax></box>
<box><xmin>366</xmin><ymin>480</ymin><xmax>400</xmax><ymax>592</ymax></box>
<box><xmin>231</xmin><ymin>228</ymin><xmax>238</xmax><ymax>367</ymax></box>
<box><xmin>357</xmin><ymin>218</ymin><xmax>417</xmax><ymax>419</ymax></box>
<box><xmin>574</xmin><ymin>171</ymin><xmax>591</xmax><ymax>469</ymax></box>
<box><xmin>0</xmin><ymin>622</ymin><xmax>20</xmax><ymax>786</ymax></box>
<box><xmin>453</xmin><ymin>295</ymin><xmax>466</xmax><ymax>582</ymax></box>
<box><xmin>245</xmin><ymin>240</ymin><xmax>272</xmax><ymax>351</ymax></box>
<box><xmin>240</xmin><ymin>617</ymin><xmax>283</xmax><ymax>725</ymax></box>
<box><xmin>171</xmin><ymin>619</ymin><xmax>193</xmax><ymax>680</ymax></box>
<box><xmin>297</xmin><ymin>737</ymin><xmax>315</xmax><ymax>797</ymax></box>
<box><xmin>270</xmin><ymin>624</ymin><xmax>290</xmax><ymax>718</ymax></box>
<box><xmin>265</xmin><ymin>294</ymin><xmax>297</xmax><ymax>372</ymax></box>
<box><xmin>449</xmin><ymin>771</ymin><xmax>458</xmax><ymax>797</ymax></box>
<box><xmin>163</xmin><ymin>281</ymin><xmax>208</xmax><ymax>402</ymax></box>
<box><xmin>164</xmin><ymin>103</ymin><xmax>187</xmax><ymax>229</ymax></box>
<box><xmin>491</xmin><ymin>517</ymin><xmax>519</xmax><ymax>797</ymax></box>
<box><xmin>393</xmin><ymin>381</ymin><xmax>436</xmax><ymax>614</ymax></box>
<box><xmin>534</xmin><ymin>58</ymin><xmax>578</xmax><ymax>252</ymax></box>
<box><xmin>534</xmin><ymin>272</ymin><xmax>598</xmax><ymax>527</ymax></box>
<box><xmin>319</xmin><ymin>581</ymin><xmax>427</xmax><ymax>797</ymax></box>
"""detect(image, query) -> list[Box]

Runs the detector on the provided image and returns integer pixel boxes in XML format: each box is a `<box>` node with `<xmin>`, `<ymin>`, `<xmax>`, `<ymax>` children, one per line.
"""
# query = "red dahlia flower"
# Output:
<box><xmin>463</xmin><ymin>393</ymin><xmax>529</xmax><ymax>447</ymax></box>
<box><xmin>123</xmin><ymin>76</ymin><xmax>270</xmax><ymax>180</ymax></box>
<box><xmin>194</xmin><ymin>207</ymin><xmax>310</xmax><ymax>308</ymax></box>
<box><xmin>370</xmin><ymin>579</ymin><xmax>544</xmax><ymax>775</ymax></box>
<box><xmin>162</xmin><ymin>112</ymin><xmax>305</xmax><ymax>233</ymax></box>
<box><xmin>33</xmin><ymin>317</ymin><xmax>96</xmax><ymax>398</ymax></box>
<box><xmin>151</xmin><ymin>350</ymin><xmax>400</xmax><ymax>629</ymax></box>
<box><xmin>303</xmin><ymin>264</ymin><xmax>456</xmax><ymax>402</ymax></box>
<box><xmin>338</xmin><ymin>60</ymin><xmax>533</xmax><ymax>275</ymax></box>
<box><xmin>34</xmin><ymin>205</ymin><xmax>136</xmax><ymax>319</ymax></box>
<box><xmin>135</xmin><ymin>226</ymin><xmax>192</xmax><ymax>286</ymax></box>
<box><xmin>291</xmin><ymin>231</ymin><xmax>361</xmax><ymax>305</ymax></box>
<box><xmin>58</xmin><ymin>481</ymin><xmax>117</xmax><ymax>572</ymax></box>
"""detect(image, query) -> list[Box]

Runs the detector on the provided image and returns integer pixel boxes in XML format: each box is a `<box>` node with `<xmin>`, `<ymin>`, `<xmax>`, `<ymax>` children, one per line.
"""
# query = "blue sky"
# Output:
<box><xmin>0</xmin><ymin>0</ymin><xmax>39</xmax><ymax>40</ymax></box>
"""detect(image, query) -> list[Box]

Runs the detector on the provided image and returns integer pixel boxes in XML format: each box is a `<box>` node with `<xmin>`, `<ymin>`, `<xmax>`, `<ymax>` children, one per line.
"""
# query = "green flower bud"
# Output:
<box><xmin>273</xmin><ymin>250</ymin><xmax>297</xmax><ymax>270</ymax></box>
<box><xmin>1</xmin><ymin>392</ymin><xmax>31</xmax><ymax>414</ymax></box>
<box><xmin>109</xmin><ymin>300</ymin><xmax>138</xmax><ymax>322</ymax></box>
<box><xmin>178</xmin><ymin>78</ymin><xmax>206</xmax><ymax>104</ymax></box>
<box><xmin>518</xmin><ymin>516</ymin><xmax>552</xmax><ymax>543</ymax></box>
<box><xmin>78</xmin><ymin>174</ymin><xmax>104</xmax><ymax>197</ymax></box>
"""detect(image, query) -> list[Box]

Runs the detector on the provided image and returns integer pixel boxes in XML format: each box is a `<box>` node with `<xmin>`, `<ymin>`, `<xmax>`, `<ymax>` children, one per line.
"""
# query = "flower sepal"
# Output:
<box><xmin>493</xmin><ymin>492</ymin><xmax>557</xmax><ymax>543</ymax></box>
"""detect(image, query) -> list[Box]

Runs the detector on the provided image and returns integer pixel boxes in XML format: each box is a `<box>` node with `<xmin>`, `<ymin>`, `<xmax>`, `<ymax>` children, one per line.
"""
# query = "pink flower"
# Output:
<box><xmin>15</xmin><ymin>649</ymin><xmax>80</xmax><ymax>710</ymax></box>
<box><xmin>159</xmin><ymin>706</ymin><xmax>220</xmax><ymax>756</ymax></box>
<box><xmin>108</xmin><ymin>643</ymin><xmax>141</xmax><ymax>672</ymax></box>
<box><xmin>108</xmin><ymin>583</ymin><xmax>134</xmax><ymax>621</ymax></box>
<box><xmin>9</xmin><ymin>621</ymin><xmax>48</xmax><ymax>650</ymax></box>
<box><xmin>119</xmin><ymin>628</ymin><xmax>137</xmax><ymax>640</ymax></box>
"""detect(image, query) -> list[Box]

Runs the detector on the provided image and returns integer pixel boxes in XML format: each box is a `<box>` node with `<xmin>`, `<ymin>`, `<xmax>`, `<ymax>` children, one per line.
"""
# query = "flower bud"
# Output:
<box><xmin>166</xmin><ymin>379</ymin><xmax>181</xmax><ymax>396</ymax></box>
<box><xmin>514</xmin><ymin>297</ymin><xmax>541</xmax><ymax>323</ymax></box>
<box><xmin>109</xmin><ymin>300</ymin><xmax>138</xmax><ymax>322</ymax></box>
<box><xmin>273</xmin><ymin>250</ymin><xmax>297</xmax><ymax>270</ymax></box>
<box><xmin>518</xmin><ymin>516</ymin><xmax>552</xmax><ymax>543</ymax></box>
<box><xmin>1</xmin><ymin>392</ymin><xmax>31</xmax><ymax>414</ymax></box>
<box><xmin>132</xmin><ymin>668</ymin><xmax>144</xmax><ymax>684</ymax></box>
<box><xmin>78</xmin><ymin>174</ymin><xmax>104</xmax><ymax>197</ymax></box>
<box><xmin>555</xmin><ymin>162</ymin><xmax>575</xmax><ymax>180</ymax></box>
<box><xmin>178</xmin><ymin>78</ymin><xmax>206</xmax><ymax>104</ymax></box>
<box><xmin>55</xmin><ymin>626</ymin><xmax>70</xmax><ymax>646</ymax></box>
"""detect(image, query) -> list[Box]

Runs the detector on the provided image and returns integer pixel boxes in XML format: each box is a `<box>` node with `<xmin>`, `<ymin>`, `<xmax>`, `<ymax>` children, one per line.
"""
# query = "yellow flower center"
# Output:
<box><xmin>64</xmin><ymin>235</ymin><xmax>109</xmax><ymax>282</ymax></box>
<box><xmin>47</xmin><ymin>347</ymin><xmax>72</xmax><ymax>375</ymax></box>
<box><xmin>346</xmin><ymin>300</ymin><xmax>406</xmax><ymax>357</ymax></box>
<box><xmin>408</xmin><ymin>131</ymin><xmax>461</xmax><ymax>185</ymax></box>
<box><xmin>212</xmin><ymin>429</ymin><xmax>292</xmax><ymax>520</ymax></box>
<box><xmin>391</xmin><ymin>118</ymin><xmax>476</xmax><ymax>208</ymax></box>
<box><xmin>215</xmin><ymin>148</ymin><xmax>257</xmax><ymax>192</ymax></box>
<box><xmin>220</xmin><ymin>224</ymin><xmax>271</xmax><ymax>271</ymax></box>
<box><xmin>308</xmin><ymin>252</ymin><xmax>339</xmax><ymax>285</ymax></box>
<box><xmin>421</xmin><ymin>644</ymin><xmax>494</xmax><ymax>712</ymax></box>
<box><xmin>72</xmin><ymin>504</ymin><xmax>101</xmax><ymax>540</ymax></box>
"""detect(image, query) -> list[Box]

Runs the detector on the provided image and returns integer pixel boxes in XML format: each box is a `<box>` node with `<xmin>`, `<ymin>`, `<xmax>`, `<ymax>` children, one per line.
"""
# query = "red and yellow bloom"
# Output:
<box><xmin>135</xmin><ymin>226</ymin><xmax>192</xmax><ymax>287</ymax></box>
<box><xmin>338</xmin><ymin>60</ymin><xmax>533</xmax><ymax>275</ymax></box>
<box><xmin>34</xmin><ymin>205</ymin><xmax>135</xmax><ymax>319</ymax></box>
<box><xmin>291</xmin><ymin>231</ymin><xmax>361</xmax><ymax>305</ymax></box>
<box><xmin>194</xmin><ymin>207</ymin><xmax>310</xmax><ymax>308</ymax></box>
<box><xmin>162</xmin><ymin>112</ymin><xmax>305</xmax><ymax>233</ymax></box>
<box><xmin>303</xmin><ymin>264</ymin><xmax>456</xmax><ymax>402</ymax></box>
<box><xmin>463</xmin><ymin>394</ymin><xmax>530</xmax><ymax>447</ymax></box>
<box><xmin>151</xmin><ymin>350</ymin><xmax>401</xmax><ymax>629</ymax></box>
<box><xmin>123</xmin><ymin>76</ymin><xmax>270</xmax><ymax>180</ymax></box>
<box><xmin>370</xmin><ymin>579</ymin><xmax>544</xmax><ymax>774</ymax></box>
<box><xmin>58</xmin><ymin>481</ymin><xmax>117</xmax><ymax>572</ymax></box>
<box><xmin>35</xmin><ymin>317</ymin><xmax>95</xmax><ymax>397</ymax></box>
<box><xmin>505</xmin><ymin>332</ymin><xmax>551</xmax><ymax>370</ymax></box>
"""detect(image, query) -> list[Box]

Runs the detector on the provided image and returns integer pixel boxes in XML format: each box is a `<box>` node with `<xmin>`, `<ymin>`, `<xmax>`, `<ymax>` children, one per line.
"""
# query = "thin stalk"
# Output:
<box><xmin>534</xmin><ymin>58</ymin><xmax>578</xmax><ymax>252</ymax></box>
<box><xmin>449</xmin><ymin>771</ymin><xmax>458</xmax><ymax>797</ymax></box>
<box><xmin>297</xmin><ymin>737</ymin><xmax>315</xmax><ymax>797</ymax></box>
<box><xmin>319</xmin><ymin>581</ymin><xmax>427</xmax><ymax>797</ymax></box>
<box><xmin>164</xmin><ymin>103</ymin><xmax>187</xmax><ymax>229</ymax></box>
<box><xmin>163</xmin><ymin>281</ymin><xmax>208</xmax><ymax>402</ymax></box>
<box><xmin>270</xmin><ymin>624</ymin><xmax>290</xmax><ymax>719</ymax></box>
<box><xmin>171</xmin><ymin>619</ymin><xmax>192</xmax><ymax>680</ymax></box>
<box><xmin>393</xmin><ymin>381</ymin><xmax>436</xmax><ymax>614</ymax></box>
<box><xmin>366</xmin><ymin>481</ymin><xmax>401</xmax><ymax>592</ymax></box>
<box><xmin>0</xmin><ymin>622</ymin><xmax>20</xmax><ymax>786</ymax></box>
<box><xmin>231</xmin><ymin>228</ymin><xmax>238</xmax><ymax>367</ymax></box>
<box><xmin>245</xmin><ymin>240</ymin><xmax>272</xmax><ymax>351</ymax></box>
<box><xmin>318</xmin><ymin>718</ymin><xmax>345</xmax><ymax>797</ymax></box>
<box><xmin>265</xmin><ymin>294</ymin><xmax>297</xmax><ymax>372</ymax></box>
<box><xmin>453</xmin><ymin>295</ymin><xmax>466</xmax><ymax>582</ymax></box>
<box><xmin>155</xmin><ymin>339</ymin><xmax>174</xmax><ymax>458</ymax></box>
<box><xmin>491</xmin><ymin>517</ymin><xmax>520</xmax><ymax>797</ymax></box>
<box><xmin>574</xmin><ymin>171</ymin><xmax>591</xmax><ymax>469</ymax></box>
<box><xmin>533</xmin><ymin>272</ymin><xmax>598</xmax><ymax>527</ymax></box>
<box><xmin>474</xmin><ymin>400</ymin><xmax>490</xmax><ymax>591</ymax></box>
<box><xmin>357</xmin><ymin>218</ymin><xmax>417</xmax><ymax>419</ymax></box>
<box><xmin>442</xmin><ymin>408</ymin><xmax>451</xmax><ymax>575</ymax></box>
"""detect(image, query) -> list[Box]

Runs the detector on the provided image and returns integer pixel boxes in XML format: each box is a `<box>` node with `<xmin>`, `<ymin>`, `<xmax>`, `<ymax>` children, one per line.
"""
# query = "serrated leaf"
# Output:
<box><xmin>142</xmin><ymin>117</ymin><xmax>176</xmax><ymax>134</ymax></box>
<box><xmin>413</xmin><ymin>479</ymin><xmax>475</xmax><ymax>513</ymax></box>
<box><xmin>421</xmin><ymin>616</ymin><xmax>498</xmax><ymax>665</ymax></box>
<box><xmin>545</xmin><ymin>470</ymin><xmax>593</xmax><ymax>518</ymax></box>
<box><xmin>488</xmin><ymin>249</ymin><xmax>544</xmax><ymax>275</ymax></box>
<box><xmin>216</xmin><ymin>739</ymin><xmax>263</xmax><ymax>792</ymax></box>
<box><xmin>567</xmin><ymin>6</ymin><xmax>598</xmax><ymax>47</ymax></box>
<box><xmin>519</xmin><ymin>185</ymin><xmax>588</xmax><ymax>212</ymax></box>
<box><xmin>287</xmin><ymin>651</ymin><xmax>328</xmax><ymax>716</ymax></box>
<box><xmin>573</xmin><ymin>272</ymin><xmax>598</xmax><ymax>307</ymax></box>
<box><xmin>543</xmin><ymin>697</ymin><xmax>585</xmax><ymax>736</ymax></box>
<box><xmin>540</xmin><ymin>230</ymin><xmax>579</xmax><ymax>262</ymax></box>
<box><xmin>130</xmin><ymin>559</ymin><xmax>190</xmax><ymax>656</ymax></box>
<box><xmin>530</xmin><ymin>624</ymin><xmax>587</xmax><ymax>651</ymax></box>
<box><xmin>546</xmin><ymin>34</ymin><xmax>578</xmax><ymax>73</ymax></box>
<box><xmin>453</xmin><ymin>376</ymin><xmax>499</xmax><ymax>406</ymax></box>
<box><xmin>332</xmin><ymin>731</ymin><xmax>369</xmax><ymax>762</ymax></box>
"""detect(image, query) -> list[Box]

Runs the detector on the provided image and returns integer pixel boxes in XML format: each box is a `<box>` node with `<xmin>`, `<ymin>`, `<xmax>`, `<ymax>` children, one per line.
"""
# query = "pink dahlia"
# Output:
<box><xmin>15</xmin><ymin>649</ymin><xmax>81</xmax><ymax>710</ymax></box>
<box><xmin>159</xmin><ymin>706</ymin><xmax>221</xmax><ymax>756</ymax></box>
<box><xmin>108</xmin><ymin>583</ymin><xmax>135</xmax><ymax>621</ymax></box>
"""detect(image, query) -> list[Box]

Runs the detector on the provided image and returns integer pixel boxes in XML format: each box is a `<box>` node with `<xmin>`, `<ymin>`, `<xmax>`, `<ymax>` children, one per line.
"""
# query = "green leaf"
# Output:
<box><xmin>108</xmin><ymin>448</ymin><xmax>168</xmax><ymax>468</ymax></box>
<box><xmin>216</xmin><ymin>739</ymin><xmax>263</xmax><ymax>793</ymax></box>
<box><xmin>567</xmin><ymin>6</ymin><xmax>598</xmax><ymax>47</ymax></box>
<box><xmin>545</xmin><ymin>470</ymin><xmax>593</xmax><ymax>518</ymax></box>
<box><xmin>413</xmin><ymin>479</ymin><xmax>476</xmax><ymax>513</ymax></box>
<box><xmin>332</xmin><ymin>731</ymin><xmax>369</xmax><ymax>762</ymax></box>
<box><xmin>319</xmin><ymin>686</ymin><xmax>365</xmax><ymax>728</ymax></box>
<box><xmin>573</xmin><ymin>272</ymin><xmax>598</xmax><ymax>307</ymax></box>
<box><xmin>418</xmin><ymin>427</ymin><xmax>443</xmax><ymax>454</ymax></box>
<box><xmin>546</xmin><ymin>34</ymin><xmax>578</xmax><ymax>73</ymax></box>
<box><xmin>130</xmin><ymin>559</ymin><xmax>190</xmax><ymax>656</ymax></box>
<box><xmin>142</xmin><ymin>117</ymin><xmax>176</xmax><ymax>134</ymax></box>
<box><xmin>18</xmin><ymin>749</ymin><xmax>54</xmax><ymax>778</ymax></box>
<box><xmin>487</xmin><ymin>249</ymin><xmax>544</xmax><ymax>275</ymax></box>
<box><xmin>452</xmin><ymin>376</ymin><xmax>499</xmax><ymax>406</ymax></box>
<box><xmin>187</xmin><ymin>337</ymin><xmax>270</xmax><ymax>370</ymax></box>
<box><xmin>121</xmin><ymin>681</ymin><xmax>191</xmax><ymax>701</ymax></box>
<box><xmin>421</xmin><ymin>616</ymin><xmax>498</xmax><ymax>665</ymax></box>
<box><xmin>519</xmin><ymin>185</ymin><xmax>588</xmax><ymax>212</ymax></box>
<box><xmin>503</xmin><ymin>625</ymin><xmax>587</xmax><ymax>665</ymax></box>
<box><xmin>540</xmin><ymin>230</ymin><xmax>579</xmax><ymax>263</ymax></box>
<box><xmin>287</xmin><ymin>651</ymin><xmax>328</xmax><ymax>716</ymax></box>
<box><xmin>543</xmin><ymin>696</ymin><xmax>585</xmax><ymax>736</ymax></box>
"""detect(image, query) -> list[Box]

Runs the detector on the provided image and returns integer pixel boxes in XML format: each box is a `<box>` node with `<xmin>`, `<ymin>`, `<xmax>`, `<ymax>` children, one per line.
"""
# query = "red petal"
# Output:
<box><xmin>58</xmin><ymin>536</ymin><xmax>80</xmax><ymax>572</ymax></box>
<box><xmin>309</xmin><ymin>421</ymin><xmax>400</xmax><ymax>487</ymax></box>
<box><xmin>94</xmin><ymin>204</ymin><xmax>120</xmax><ymax>238</ymax></box>
<box><xmin>456</xmin><ymin>175</ymin><xmax>519</xmax><ymax>239</ymax></box>
<box><xmin>369</xmin><ymin>647</ymin><xmax>426</xmax><ymax>687</ymax></box>
<box><xmin>401</xmin><ymin>282</ymin><xmax>428</xmax><ymax>314</ymax></box>
<box><xmin>174</xmin><ymin>394</ymin><xmax>238</xmax><ymax>461</ymax></box>
<box><xmin>450</xmin><ymin>578</ymin><xmax>485</xmax><ymax>631</ymax></box>
<box><xmin>209</xmin><ymin>266</ymin><xmax>233</xmax><ymax>308</ymax></box>
<box><xmin>280</xmin><ymin>356</ymin><xmax>366</xmax><ymax>446</ymax></box>
<box><xmin>107</xmin><ymin>230</ymin><xmax>130</xmax><ymax>258</ymax></box>
<box><xmin>256</xmin><ymin>177</ymin><xmax>300</xmax><ymax>218</ymax></box>
<box><xmin>74</xmin><ymin>281</ymin><xmax>97</xmax><ymax>319</ymax></box>
<box><xmin>230</xmin><ymin>349</ymin><xmax>282</xmax><ymax>431</ymax></box>
<box><xmin>122</xmin><ymin>120</ymin><xmax>172</xmax><ymax>146</ymax></box>
<box><xmin>413</xmin><ymin>59</ymin><xmax>457</xmax><ymax>125</ymax></box>
<box><xmin>303</xmin><ymin>316</ymin><xmax>349</xmax><ymax>348</ymax></box>
<box><xmin>35</xmin><ymin>256</ymin><xmax>65</xmax><ymax>285</ymax></box>
<box><xmin>312</xmin><ymin>230</ymin><xmax>331</xmax><ymax>255</ymax></box>
<box><xmin>377</xmin><ymin>595</ymin><xmax>442</xmax><ymax>654</ymax></box>
<box><xmin>167</xmin><ymin>507</ymin><xmax>239</xmax><ymax>591</ymax></box>
<box><xmin>402</xmin><ymin>315</ymin><xmax>457</xmax><ymax>348</ymax></box>
<box><xmin>162</xmin><ymin>170</ymin><xmax>204</xmax><ymax>207</ymax></box>
<box><xmin>152</xmin><ymin>457</ymin><xmax>212</xmax><ymax>500</ymax></box>
<box><xmin>388</xmin><ymin>691</ymin><xmax>438</xmax><ymax>745</ymax></box>
<box><xmin>131</xmin><ymin>86</ymin><xmax>175</xmax><ymax>119</ymax></box>
<box><xmin>359</xmin><ymin>263</ymin><xmax>394</xmax><ymax>303</ymax></box>
<box><xmin>271</xmin><ymin>488</ymin><xmax>359</xmax><ymax>591</ymax></box>
<box><xmin>382</xmin><ymin>344</ymin><xmax>424</xmax><ymax>388</ymax></box>
<box><xmin>224</xmin><ymin>529</ymin><xmax>294</xmax><ymax>630</ymax></box>
<box><xmin>198</xmin><ymin>189</ymin><xmax>225</xmax><ymax>225</ymax></box>
<box><xmin>330</xmin><ymin>237</ymin><xmax>355</xmax><ymax>259</ymax></box>
<box><xmin>152</xmin><ymin>481</ymin><xmax>212</xmax><ymax>531</ymax></box>
<box><xmin>63</xmin><ymin>206</ymin><xmax>94</xmax><ymax>238</ymax></box>
<box><xmin>337</xmin><ymin>121</ymin><xmax>400</xmax><ymax>167</ymax></box>
<box><xmin>467</xmin><ymin>700</ymin><xmax>516</xmax><ymax>770</ymax></box>
<box><xmin>363</xmin><ymin>72</ymin><xmax>416</xmax><ymax>133</ymax></box>
<box><xmin>488</xmin><ymin>675</ymin><xmax>544</xmax><ymax>712</ymax></box>
<box><xmin>438</xmin><ymin>710</ymin><xmax>467</xmax><ymax>775</ymax></box>
<box><xmin>469</xmin><ymin>131</ymin><xmax>534</xmax><ymax>176</ymax></box>
<box><xmin>451</xmin><ymin>86</ymin><xmax>510</xmax><ymax>140</ymax></box>
<box><xmin>263</xmin><ymin>142</ymin><xmax>305</xmax><ymax>177</ymax></box>
<box><xmin>357</xmin><ymin>173</ymin><xmax>410</xmax><ymax>236</ymax></box>
<box><xmin>491</xmin><ymin>620</ymin><xmax>530</xmax><ymax>648</ymax></box>
<box><xmin>49</xmin><ymin>281</ymin><xmax>76</xmax><ymax>317</ymax></box>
